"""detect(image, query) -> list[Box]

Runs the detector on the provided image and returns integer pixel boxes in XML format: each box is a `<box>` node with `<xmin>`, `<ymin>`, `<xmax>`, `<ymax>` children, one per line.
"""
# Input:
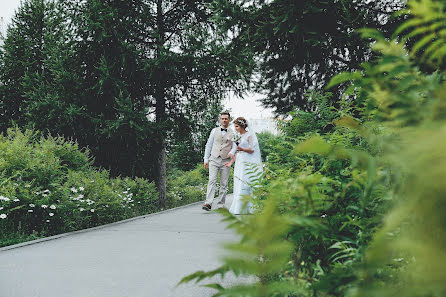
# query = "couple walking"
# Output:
<box><xmin>202</xmin><ymin>112</ymin><xmax>262</xmax><ymax>214</ymax></box>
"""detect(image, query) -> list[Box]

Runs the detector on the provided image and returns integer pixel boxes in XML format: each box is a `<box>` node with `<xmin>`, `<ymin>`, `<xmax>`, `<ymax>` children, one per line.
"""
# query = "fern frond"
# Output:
<box><xmin>395</xmin><ymin>0</ymin><xmax>446</xmax><ymax>66</ymax></box>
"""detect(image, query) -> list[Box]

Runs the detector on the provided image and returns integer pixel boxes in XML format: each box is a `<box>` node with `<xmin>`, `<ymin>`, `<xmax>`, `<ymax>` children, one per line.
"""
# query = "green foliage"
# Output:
<box><xmin>181</xmin><ymin>1</ymin><xmax>446</xmax><ymax>296</ymax></box>
<box><xmin>166</xmin><ymin>165</ymin><xmax>208</xmax><ymax>208</ymax></box>
<box><xmin>0</xmin><ymin>128</ymin><xmax>158</xmax><ymax>247</ymax></box>
<box><xmin>393</xmin><ymin>0</ymin><xmax>446</xmax><ymax>70</ymax></box>
<box><xmin>211</xmin><ymin>0</ymin><xmax>405</xmax><ymax>114</ymax></box>
<box><xmin>282</xmin><ymin>92</ymin><xmax>337</xmax><ymax>137</ymax></box>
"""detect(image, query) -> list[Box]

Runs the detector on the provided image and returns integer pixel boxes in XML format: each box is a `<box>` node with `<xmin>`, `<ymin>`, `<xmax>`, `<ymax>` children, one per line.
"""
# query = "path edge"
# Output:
<box><xmin>0</xmin><ymin>200</ymin><xmax>204</xmax><ymax>252</ymax></box>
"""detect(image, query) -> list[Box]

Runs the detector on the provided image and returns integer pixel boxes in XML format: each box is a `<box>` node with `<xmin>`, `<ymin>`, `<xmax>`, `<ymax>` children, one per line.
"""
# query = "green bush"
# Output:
<box><xmin>0</xmin><ymin>128</ymin><xmax>158</xmax><ymax>247</ymax></box>
<box><xmin>167</xmin><ymin>164</ymin><xmax>208</xmax><ymax>208</ymax></box>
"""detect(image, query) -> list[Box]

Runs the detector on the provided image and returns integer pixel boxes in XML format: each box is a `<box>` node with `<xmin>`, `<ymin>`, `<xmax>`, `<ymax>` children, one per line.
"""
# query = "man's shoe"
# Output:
<box><xmin>202</xmin><ymin>204</ymin><xmax>211</xmax><ymax>211</ymax></box>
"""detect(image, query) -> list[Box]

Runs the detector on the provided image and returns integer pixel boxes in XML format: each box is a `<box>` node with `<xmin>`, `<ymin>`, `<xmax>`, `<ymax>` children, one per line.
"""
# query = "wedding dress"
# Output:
<box><xmin>229</xmin><ymin>129</ymin><xmax>263</xmax><ymax>215</ymax></box>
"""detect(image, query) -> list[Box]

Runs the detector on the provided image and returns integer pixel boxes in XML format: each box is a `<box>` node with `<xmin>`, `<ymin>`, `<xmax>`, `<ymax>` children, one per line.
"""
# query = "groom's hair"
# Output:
<box><xmin>220</xmin><ymin>111</ymin><xmax>230</xmax><ymax>118</ymax></box>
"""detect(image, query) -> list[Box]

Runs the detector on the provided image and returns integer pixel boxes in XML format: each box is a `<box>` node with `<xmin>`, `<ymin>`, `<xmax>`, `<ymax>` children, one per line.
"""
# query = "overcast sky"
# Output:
<box><xmin>1</xmin><ymin>0</ymin><xmax>20</xmax><ymax>30</ymax></box>
<box><xmin>1</xmin><ymin>0</ymin><xmax>273</xmax><ymax>120</ymax></box>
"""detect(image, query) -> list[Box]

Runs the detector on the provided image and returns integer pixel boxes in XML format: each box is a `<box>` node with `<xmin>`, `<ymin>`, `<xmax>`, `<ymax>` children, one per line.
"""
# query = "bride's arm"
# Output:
<box><xmin>238</xmin><ymin>136</ymin><xmax>254</xmax><ymax>154</ymax></box>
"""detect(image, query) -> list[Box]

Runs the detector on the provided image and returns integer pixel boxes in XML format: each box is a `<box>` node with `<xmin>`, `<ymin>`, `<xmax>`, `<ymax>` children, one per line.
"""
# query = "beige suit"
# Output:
<box><xmin>204</xmin><ymin>128</ymin><xmax>234</xmax><ymax>206</ymax></box>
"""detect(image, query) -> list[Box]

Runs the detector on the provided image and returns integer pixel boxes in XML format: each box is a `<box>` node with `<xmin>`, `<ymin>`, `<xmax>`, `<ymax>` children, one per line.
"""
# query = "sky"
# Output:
<box><xmin>1</xmin><ymin>0</ymin><xmax>274</xmax><ymax>121</ymax></box>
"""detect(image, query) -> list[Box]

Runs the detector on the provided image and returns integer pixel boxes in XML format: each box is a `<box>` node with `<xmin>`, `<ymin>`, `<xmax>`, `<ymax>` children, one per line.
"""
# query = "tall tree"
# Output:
<box><xmin>63</xmin><ymin>0</ymin><xmax>247</xmax><ymax>207</ymax></box>
<box><xmin>63</xmin><ymin>0</ymin><xmax>156</xmax><ymax>178</ymax></box>
<box><xmin>211</xmin><ymin>0</ymin><xmax>406</xmax><ymax>114</ymax></box>
<box><xmin>0</xmin><ymin>0</ymin><xmax>47</xmax><ymax>131</ymax></box>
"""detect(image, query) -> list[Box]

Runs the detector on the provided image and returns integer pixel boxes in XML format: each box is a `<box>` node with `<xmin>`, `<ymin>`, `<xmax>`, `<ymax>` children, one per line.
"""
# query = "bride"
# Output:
<box><xmin>225</xmin><ymin>117</ymin><xmax>263</xmax><ymax>215</ymax></box>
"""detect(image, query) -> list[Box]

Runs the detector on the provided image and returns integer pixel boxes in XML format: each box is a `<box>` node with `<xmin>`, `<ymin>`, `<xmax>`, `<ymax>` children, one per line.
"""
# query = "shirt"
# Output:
<box><xmin>203</xmin><ymin>127</ymin><xmax>237</xmax><ymax>163</ymax></box>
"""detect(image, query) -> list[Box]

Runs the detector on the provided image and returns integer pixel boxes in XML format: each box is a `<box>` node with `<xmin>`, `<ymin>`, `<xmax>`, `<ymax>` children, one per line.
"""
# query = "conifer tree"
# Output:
<box><xmin>0</xmin><ymin>0</ymin><xmax>47</xmax><ymax>131</ymax></box>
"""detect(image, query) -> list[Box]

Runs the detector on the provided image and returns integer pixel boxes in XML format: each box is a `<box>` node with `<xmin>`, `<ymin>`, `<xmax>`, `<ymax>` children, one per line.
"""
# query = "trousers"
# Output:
<box><xmin>205</xmin><ymin>156</ymin><xmax>231</xmax><ymax>206</ymax></box>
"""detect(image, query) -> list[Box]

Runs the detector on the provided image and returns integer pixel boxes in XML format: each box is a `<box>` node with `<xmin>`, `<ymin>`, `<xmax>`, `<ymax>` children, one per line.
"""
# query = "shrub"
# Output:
<box><xmin>167</xmin><ymin>164</ymin><xmax>208</xmax><ymax>208</ymax></box>
<box><xmin>0</xmin><ymin>128</ymin><xmax>158</xmax><ymax>247</ymax></box>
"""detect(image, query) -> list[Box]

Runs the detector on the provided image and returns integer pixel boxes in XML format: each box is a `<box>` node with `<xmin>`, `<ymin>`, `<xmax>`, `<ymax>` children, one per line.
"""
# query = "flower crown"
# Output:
<box><xmin>234</xmin><ymin>118</ymin><xmax>247</xmax><ymax>127</ymax></box>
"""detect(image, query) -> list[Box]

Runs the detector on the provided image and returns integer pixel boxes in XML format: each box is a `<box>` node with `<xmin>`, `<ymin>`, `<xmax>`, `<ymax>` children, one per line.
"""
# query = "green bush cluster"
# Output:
<box><xmin>0</xmin><ymin>128</ymin><xmax>158</xmax><ymax>247</ymax></box>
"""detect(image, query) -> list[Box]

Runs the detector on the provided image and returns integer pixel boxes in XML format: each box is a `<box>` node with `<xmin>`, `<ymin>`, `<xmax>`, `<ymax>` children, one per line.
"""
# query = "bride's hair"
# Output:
<box><xmin>233</xmin><ymin>117</ymin><xmax>248</xmax><ymax>129</ymax></box>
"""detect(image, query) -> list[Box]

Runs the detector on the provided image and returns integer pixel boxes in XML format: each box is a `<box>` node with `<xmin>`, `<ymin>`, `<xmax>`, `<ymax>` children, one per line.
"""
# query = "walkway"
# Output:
<box><xmin>0</xmin><ymin>195</ymin><xmax>240</xmax><ymax>297</ymax></box>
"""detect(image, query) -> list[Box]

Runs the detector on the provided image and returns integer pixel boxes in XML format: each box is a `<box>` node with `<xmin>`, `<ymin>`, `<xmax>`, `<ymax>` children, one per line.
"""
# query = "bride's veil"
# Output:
<box><xmin>245</xmin><ymin>120</ymin><xmax>263</xmax><ymax>166</ymax></box>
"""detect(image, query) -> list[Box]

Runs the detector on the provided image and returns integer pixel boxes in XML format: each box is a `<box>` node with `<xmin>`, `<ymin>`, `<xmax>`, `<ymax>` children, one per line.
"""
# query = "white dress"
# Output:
<box><xmin>229</xmin><ymin>132</ymin><xmax>262</xmax><ymax>215</ymax></box>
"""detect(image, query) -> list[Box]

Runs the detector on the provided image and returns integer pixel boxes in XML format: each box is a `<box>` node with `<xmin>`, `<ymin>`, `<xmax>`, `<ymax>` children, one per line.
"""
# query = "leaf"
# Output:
<box><xmin>294</xmin><ymin>136</ymin><xmax>331</xmax><ymax>155</ymax></box>
<box><xmin>326</xmin><ymin>71</ymin><xmax>361</xmax><ymax>89</ymax></box>
<box><xmin>411</xmin><ymin>32</ymin><xmax>437</xmax><ymax>56</ymax></box>
<box><xmin>334</xmin><ymin>116</ymin><xmax>361</xmax><ymax>131</ymax></box>
<box><xmin>357</xmin><ymin>28</ymin><xmax>385</xmax><ymax>41</ymax></box>
<box><xmin>393</xmin><ymin>18</ymin><xmax>426</xmax><ymax>39</ymax></box>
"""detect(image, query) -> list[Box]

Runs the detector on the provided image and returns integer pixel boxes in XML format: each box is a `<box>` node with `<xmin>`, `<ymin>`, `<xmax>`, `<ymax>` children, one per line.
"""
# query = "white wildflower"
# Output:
<box><xmin>71</xmin><ymin>187</ymin><xmax>77</xmax><ymax>193</ymax></box>
<box><xmin>49</xmin><ymin>213</ymin><xmax>54</xmax><ymax>216</ymax></box>
<box><xmin>43</xmin><ymin>190</ymin><xmax>50</xmax><ymax>194</ymax></box>
<box><xmin>41</xmin><ymin>205</ymin><xmax>48</xmax><ymax>209</ymax></box>
<box><xmin>28</xmin><ymin>210</ymin><xmax>33</xmax><ymax>213</ymax></box>
<box><xmin>0</xmin><ymin>196</ymin><xmax>10</xmax><ymax>202</ymax></box>
<box><xmin>13</xmin><ymin>198</ymin><xmax>20</xmax><ymax>202</ymax></box>
<box><xmin>0</xmin><ymin>207</ymin><xmax>3</xmax><ymax>210</ymax></box>
<box><xmin>79</xmin><ymin>187</ymin><xmax>84</xmax><ymax>191</ymax></box>
<box><xmin>79</xmin><ymin>208</ymin><xmax>85</xmax><ymax>212</ymax></box>
<box><xmin>90</xmin><ymin>209</ymin><xmax>95</xmax><ymax>213</ymax></box>
<box><xmin>321</xmin><ymin>214</ymin><xmax>327</xmax><ymax>218</ymax></box>
<box><xmin>50</xmin><ymin>205</ymin><xmax>56</xmax><ymax>210</ymax></box>
<box><xmin>78</xmin><ymin>194</ymin><xmax>84</xmax><ymax>199</ymax></box>
<box><xmin>29</xmin><ymin>204</ymin><xmax>35</xmax><ymax>207</ymax></box>
<box><xmin>46</xmin><ymin>220</ymin><xmax>50</xmax><ymax>223</ymax></box>
<box><xmin>0</xmin><ymin>214</ymin><xmax>7</xmax><ymax>219</ymax></box>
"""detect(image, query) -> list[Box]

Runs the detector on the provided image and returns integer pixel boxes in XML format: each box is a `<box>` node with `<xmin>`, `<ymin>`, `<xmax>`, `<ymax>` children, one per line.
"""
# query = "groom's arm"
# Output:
<box><xmin>203</xmin><ymin>128</ymin><xmax>215</xmax><ymax>168</ymax></box>
<box><xmin>228</xmin><ymin>142</ymin><xmax>237</xmax><ymax>158</ymax></box>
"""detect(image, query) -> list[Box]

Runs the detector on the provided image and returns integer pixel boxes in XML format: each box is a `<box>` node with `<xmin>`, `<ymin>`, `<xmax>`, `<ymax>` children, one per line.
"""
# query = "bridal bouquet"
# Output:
<box><xmin>232</xmin><ymin>133</ymin><xmax>242</xmax><ymax>145</ymax></box>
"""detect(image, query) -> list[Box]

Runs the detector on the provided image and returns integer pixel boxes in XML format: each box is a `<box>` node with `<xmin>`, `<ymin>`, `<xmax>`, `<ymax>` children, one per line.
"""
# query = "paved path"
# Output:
<box><xmin>0</xmin><ymin>195</ymin><xmax>241</xmax><ymax>297</ymax></box>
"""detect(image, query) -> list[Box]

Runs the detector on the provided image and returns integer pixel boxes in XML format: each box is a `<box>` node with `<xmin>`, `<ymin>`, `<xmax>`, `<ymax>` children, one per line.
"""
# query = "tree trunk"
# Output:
<box><xmin>155</xmin><ymin>137</ymin><xmax>167</xmax><ymax>209</ymax></box>
<box><xmin>154</xmin><ymin>0</ymin><xmax>167</xmax><ymax>209</ymax></box>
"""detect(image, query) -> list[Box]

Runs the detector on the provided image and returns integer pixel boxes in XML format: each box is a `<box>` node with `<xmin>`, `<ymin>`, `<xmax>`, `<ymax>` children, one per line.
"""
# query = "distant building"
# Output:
<box><xmin>248</xmin><ymin>117</ymin><xmax>279</xmax><ymax>135</ymax></box>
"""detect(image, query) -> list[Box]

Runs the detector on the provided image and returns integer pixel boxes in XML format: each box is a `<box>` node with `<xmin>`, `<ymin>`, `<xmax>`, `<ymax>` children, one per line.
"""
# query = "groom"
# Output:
<box><xmin>202</xmin><ymin>112</ymin><xmax>237</xmax><ymax>211</ymax></box>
